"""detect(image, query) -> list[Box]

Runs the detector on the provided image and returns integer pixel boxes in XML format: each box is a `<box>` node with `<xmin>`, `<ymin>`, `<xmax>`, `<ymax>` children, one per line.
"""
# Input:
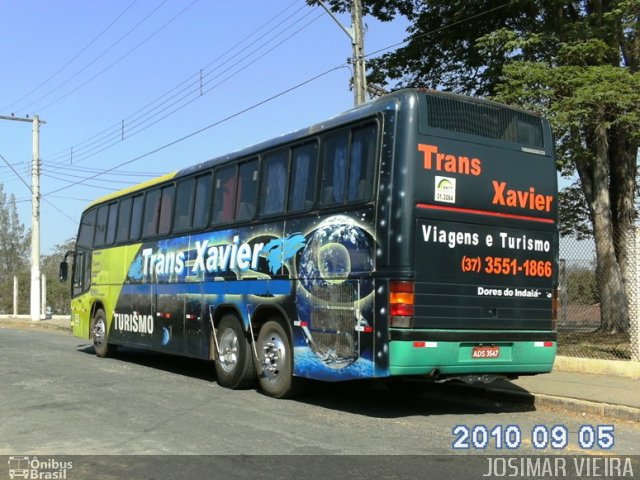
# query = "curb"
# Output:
<box><xmin>554</xmin><ymin>355</ymin><xmax>640</xmax><ymax>380</ymax></box>
<box><xmin>428</xmin><ymin>383</ymin><xmax>640</xmax><ymax>423</ymax></box>
<box><xmin>0</xmin><ymin>318</ymin><xmax>70</xmax><ymax>334</ymax></box>
<box><xmin>530</xmin><ymin>393</ymin><xmax>640</xmax><ymax>423</ymax></box>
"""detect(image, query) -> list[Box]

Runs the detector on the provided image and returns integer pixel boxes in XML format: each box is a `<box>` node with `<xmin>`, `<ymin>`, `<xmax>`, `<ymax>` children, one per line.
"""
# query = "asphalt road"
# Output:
<box><xmin>1</xmin><ymin>327</ymin><xmax>638</xmax><ymax>479</ymax></box>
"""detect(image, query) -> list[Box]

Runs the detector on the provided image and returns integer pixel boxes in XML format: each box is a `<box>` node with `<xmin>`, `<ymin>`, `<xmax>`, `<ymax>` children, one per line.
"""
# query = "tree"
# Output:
<box><xmin>41</xmin><ymin>238</ymin><xmax>75</xmax><ymax>315</ymax></box>
<box><xmin>315</xmin><ymin>0</ymin><xmax>640</xmax><ymax>333</ymax></box>
<box><xmin>566</xmin><ymin>267</ymin><xmax>599</xmax><ymax>305</ymax></box>
<box><xmin>0</xmin><ymin>184</ymin><xmax>30</xmax><ymax>314</ymax></box>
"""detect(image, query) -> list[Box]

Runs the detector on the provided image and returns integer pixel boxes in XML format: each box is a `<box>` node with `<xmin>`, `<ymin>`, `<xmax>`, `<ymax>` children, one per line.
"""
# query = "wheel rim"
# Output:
<box><xmin>218</xmin><ymin>328</ymin><xmax>239</xmax><ymax>373</ymax></box>
<box><xmin>93</xmin><ymin>318</ymin><xmax>106</xmax><ymax>347</ymax></box>
<box><xmin>261</xmin><ymin>330</ymin><xmax>286</xmax><ymax>381</ymax></box>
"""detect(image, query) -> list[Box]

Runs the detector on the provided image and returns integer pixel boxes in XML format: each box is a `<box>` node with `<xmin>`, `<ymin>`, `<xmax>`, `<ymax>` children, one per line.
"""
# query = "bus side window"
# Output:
<box><xmin>72</xmin><ymin>252</ymin><xmax>84</xmax><ymax>297</ymax></box>
<box><xmin>93</xmin><ymin>205</ymin><xmax>108</xmax><ymax>247</ymax></box>
<box><xmin>321</xmin><ymin>131</ymin><xmax>348</xmax><ymax>205</ymax></box>
<box><xmin>83</xmin><ymin>252</ymin><xmax>92</xmax><ymax>292</ymax></box>
<box><xmin>288</xmin><ymin>142</ymin><xmax>317</xmax><ymax>212</ymax></box>
<box><xmin>236</xmin><ymin>159</ymin><xmax>258</xmax><ymax>221</ymax></box>
<box><xmin>192</xmin><ymin>173</ymin><xmax>212</xmax><ymax>229</ymax></box>
<box><xmin>116</xmin><ymin>197</ymin><xmax>132</xmax><ymax>243</ymax></box>
<box><xmin>77</xmin><ymin>209</ymin><xmax>96</xmax><ymax>248</ymax></box>
<box><xmin>347</xmin><ymin>124</ymin><xmax>376</xmax><ymax>202</ymax></box>
<box><xmin>212</xmin><ymin>166</ymin><xmax>237</xmax><ymax>224</ymax></box>
<box><xmin>142</xmin><ymin>189</ymin><xmax>161</xmax><ymax>238</ymax></box>
<box><xmin>72</xmin><ymin>250</ymin><xmax>91</xmax><ymax>297</ymax></box>
<box><xmin>260</xmin><ymin>151</ymin><xmax>288</xmax><ymax>216</ymax></box>
<box><xmin>105</xmin><ymin>202</ymin><xmax>118</xmax><ymax>245</ymax></box>
<box><xmin>158</xmin><ymin>185</ymin><xmax>175</xmax><ymax>236</ymax></box>
<box><xmin>129</xmin><ymin>195</ymin><xmax>144</xmax><ymax>241</ymax></box>
<box><xmin>173</xmin><ymin>178</ymin><xmax>195</xmax><ymax>232</ymax></box>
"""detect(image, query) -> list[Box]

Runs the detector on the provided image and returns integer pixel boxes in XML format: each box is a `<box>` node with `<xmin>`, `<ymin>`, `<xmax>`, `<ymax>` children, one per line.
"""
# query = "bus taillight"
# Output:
<box><xmin>390</xmin><ymin>281</ymin><xmax>414</xmax><ymax>328</ymax></box>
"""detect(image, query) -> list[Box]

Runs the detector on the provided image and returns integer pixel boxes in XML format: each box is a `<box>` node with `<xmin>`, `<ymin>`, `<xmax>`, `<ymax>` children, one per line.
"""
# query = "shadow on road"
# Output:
<box><xmin>296</xmin><ymin>378</ymin><xmax>536</xmax><ymax>418</ymax></box>
<box><xmin>77</xmin><ymin>344</ymin><xmax>536</xmax><ymax>418</ymax></box>
<box><xmin>77</xmin><ymin>345</ymin><xmax>216</xmax><ymax>382</ymax></box>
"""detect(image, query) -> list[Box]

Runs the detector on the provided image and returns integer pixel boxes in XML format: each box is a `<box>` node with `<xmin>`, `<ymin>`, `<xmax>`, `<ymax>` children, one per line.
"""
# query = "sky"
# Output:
<box><xmin>0</xmin><ymin>0</ymin><xmax>409</xmax><ymax>254</ymax></box>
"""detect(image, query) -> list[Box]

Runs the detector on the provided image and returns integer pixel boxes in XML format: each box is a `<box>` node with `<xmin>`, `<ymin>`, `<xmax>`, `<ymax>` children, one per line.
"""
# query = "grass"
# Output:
<box><xmin>558</xmin><ymin>331</ymin><xmax>631</xmax><ymax>360</ymax></box>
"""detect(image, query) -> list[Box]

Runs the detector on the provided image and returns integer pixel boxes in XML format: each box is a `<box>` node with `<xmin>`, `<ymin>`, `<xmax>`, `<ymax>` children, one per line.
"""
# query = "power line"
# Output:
<box><xmin>41</xmin><ymin>164</ymin><xmax>162</xmax><ymax>177</ymax></box>
<box><xmin>64</xmin><ymin>9</ymin><xmax>326</xmax><ymax>165</ymax></box>
<box><xmin>43</xmin><ymin>65</ymin><xmax>349</xmax><ymax>198</ymax></box>
<box><xmin>42</xmin><ymin>172</ymin><xmax>122</xmax><ymax>191</ymax></box>
<box><xmin>49</xmin><ymin>9</ymin><xmax>324</xmax><ymax>167</ymax></box>
<box><xmin>0</xmin><ymin>153</ymin><xmax>32</xmax><ymax>194</ymax></box>
<box><xmin>41</xmin><ymin>170</ymin><xmax>137</xmax><ymax>185</ymax></box>
<box><xmin>48</xmin><ymin>194</ymin><xmax>93</xmax><ymax>202</ymax></box>
<box><xmin>1</xmin><ymin>0</ymin><xmax>140</xmax><ymax>112</ymax></box>
<box><xmin>43</xmin><ymin>1</ymin><xmax>311</xmax><ymax>166</ymax></box>
<box><xmin>12</xmin><ymin>0</ymin><xmax>180</xmax><ymax>114</ymax></box>
<box><xmin>42</xmin><ymin>198</ymin><xmax>78</xmax><ymax>224</ymax></box>
<box><xmin>13</xmin><ymin>0</ymin><xmax>170</xmax><ymax>113</ymax></box>
<box><xmin>43</xmin><ymin>0</ymin><xmax>514</xmax><ymax>196</ymax></box>
<box><xmin>34</xmin><ymin>0</ymin><xmax>201</xmax><ymax>114</ymax></box>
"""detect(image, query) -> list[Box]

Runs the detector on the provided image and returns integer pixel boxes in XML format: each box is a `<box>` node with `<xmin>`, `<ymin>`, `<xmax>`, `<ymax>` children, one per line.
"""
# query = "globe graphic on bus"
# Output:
<box><xmin>296</xmin><ymin>215</ymin><xmax>374</xmax><ymax>369</ymax></box>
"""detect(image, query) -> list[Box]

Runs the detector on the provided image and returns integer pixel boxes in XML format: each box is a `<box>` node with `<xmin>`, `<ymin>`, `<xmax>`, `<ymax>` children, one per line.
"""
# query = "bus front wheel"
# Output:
<box><xmin>256</xmin><ymin>319</ymin><xmax>303</xmax><ymax>398</ymax></box>
<box><xmin>91</xmin><ymin>309</ymin><xmax>115</xmax><ymax>358</ymax></box>
<box><xmin>213</xmin><ymin>314</ymin><xmax>256</xmax><ymax>390</ymax></box>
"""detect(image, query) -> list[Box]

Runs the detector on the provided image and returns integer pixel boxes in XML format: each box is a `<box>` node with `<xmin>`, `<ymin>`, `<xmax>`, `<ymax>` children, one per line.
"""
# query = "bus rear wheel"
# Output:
<box><xmin>91</xmin><ymin>309</ymin><xmax>116</xmax><ymax>358</ymax></box>
<box><xmin>256</xmin><ymin>319</ymin><xmax>303</xmax><ymax>399</ymax></box>
<box><xmin>214</xmin><ymin>314</ymin><xmax>256</xmax><ymax>390</ymax></box>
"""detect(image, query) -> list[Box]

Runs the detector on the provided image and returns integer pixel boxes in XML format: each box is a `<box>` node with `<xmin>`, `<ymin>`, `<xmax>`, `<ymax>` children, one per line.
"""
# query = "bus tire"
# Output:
<box><xmin>214</xmin><ymin>314</ymin><xmax>256</xmax><ymax>390</ymax></box>
<box><xmin>256</xmin><ymin>319</ymin><xmax>303</xmax><ymax>399</ymax></box>
<box><xmin>91</xmin><ymin>309</ymin><xmax>115</xmax><ymax>358</ymax></box>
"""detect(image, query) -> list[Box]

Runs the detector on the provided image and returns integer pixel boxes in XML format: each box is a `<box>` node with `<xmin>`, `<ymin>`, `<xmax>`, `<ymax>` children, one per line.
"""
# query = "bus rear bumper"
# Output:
<box><xmin>388</xmin><ymin>336</ymin><xmax>556</xmax><ymax>377</ymax></box>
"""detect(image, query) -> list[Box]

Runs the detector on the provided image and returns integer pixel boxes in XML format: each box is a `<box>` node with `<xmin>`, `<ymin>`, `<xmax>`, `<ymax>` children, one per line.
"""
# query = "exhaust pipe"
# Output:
<box><xmin>435</xmin><ymin>374</ymin><xmax>507</xmax><ymax>384</ymax></box>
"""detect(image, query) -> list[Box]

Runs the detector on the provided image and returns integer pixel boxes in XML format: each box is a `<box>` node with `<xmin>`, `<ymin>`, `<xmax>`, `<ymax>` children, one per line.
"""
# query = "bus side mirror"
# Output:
<box><xmin>59</xmin><ymin>250</ymin><xmax>74</xmax><ymax>282</ymax></box>
<box><xmin>59</xmin><ymin>262</ymin><xmax>68</xmax><ymax>282</ymax></box>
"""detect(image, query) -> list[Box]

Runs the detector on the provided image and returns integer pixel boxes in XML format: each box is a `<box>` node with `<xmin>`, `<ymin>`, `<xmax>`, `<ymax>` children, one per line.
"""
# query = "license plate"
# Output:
<box><xmin>472</xmin><ymin>345</ymin><xmax>500</xmax><ymax>359</ymax></box>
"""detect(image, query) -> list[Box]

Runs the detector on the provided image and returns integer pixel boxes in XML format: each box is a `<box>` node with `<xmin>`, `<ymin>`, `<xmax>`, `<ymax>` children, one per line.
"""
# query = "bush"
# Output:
<box><xmin>566</xmin><ymin>268</ymin><xmax>598</xmax><ymax>304</ymax></box>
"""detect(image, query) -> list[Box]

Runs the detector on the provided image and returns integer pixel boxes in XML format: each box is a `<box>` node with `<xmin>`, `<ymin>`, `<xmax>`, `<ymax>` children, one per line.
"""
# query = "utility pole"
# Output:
<box><xmin>351</xmin><ymin>0</ymin><xmax>366</xmax><ymax>106</ymax></box>
<box><xmin>13</xmin><ymin>276</ymin><xmax>18</xmax><ymax>317</ymax></box>
<box><xmin>31</xmin><ymin>115</ymin><xmax>42</xmax><ymax>321</ymax></box>
<box><xmin>0</xmin><ymin>114</ymin><xmax>45</xmax><ymax>321</ymax></box>
<box><xmin>319</xmin><ymin>0</ymin><xmax>367</xmax><ymax>106</ymax></box>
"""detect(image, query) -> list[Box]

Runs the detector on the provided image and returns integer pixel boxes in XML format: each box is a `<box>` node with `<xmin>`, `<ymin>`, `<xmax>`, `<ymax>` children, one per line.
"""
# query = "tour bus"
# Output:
<box><xmin>61</xmin><ymin>89</ymin><xmax>558</xmax><ymax>398</ymax></box>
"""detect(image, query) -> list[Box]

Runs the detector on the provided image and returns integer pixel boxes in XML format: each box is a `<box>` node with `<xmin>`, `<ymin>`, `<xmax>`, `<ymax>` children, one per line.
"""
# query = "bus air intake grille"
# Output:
<box><xmin>309</xmin><ymin>282</ymin><xmax>359</xmax><ymax>367</ymax></box>
<box><xmin>425</xmin><ymin>93</ymin><xmax>544</xmax><ymax>148</ymax></box>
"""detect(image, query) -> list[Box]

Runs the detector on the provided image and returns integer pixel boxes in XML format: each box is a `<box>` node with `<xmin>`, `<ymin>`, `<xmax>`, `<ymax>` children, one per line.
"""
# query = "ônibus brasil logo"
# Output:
<box><xmin>8</xmin><ymin>456</ymin><xmax>72</xmax><ymax>479</ymax></box>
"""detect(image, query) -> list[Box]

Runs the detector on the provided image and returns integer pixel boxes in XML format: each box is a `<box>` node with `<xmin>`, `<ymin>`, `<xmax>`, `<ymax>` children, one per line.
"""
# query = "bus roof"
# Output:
<box><xmin>85</xmin><ymin>89</ymin><xmax>548</xmax><ymax>211</ymax></box>
<box><xmin>85</xmin><ymin>90</ymin><xmax>406</xmax><ymax>210</ymax></box>
<box><xmin>86</xmin><ymin>171</ymin><xmax>177</xmax><ymax>209</ymax></box>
